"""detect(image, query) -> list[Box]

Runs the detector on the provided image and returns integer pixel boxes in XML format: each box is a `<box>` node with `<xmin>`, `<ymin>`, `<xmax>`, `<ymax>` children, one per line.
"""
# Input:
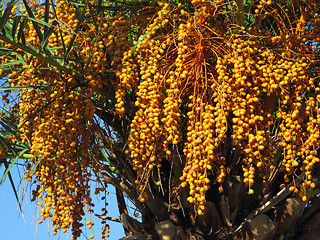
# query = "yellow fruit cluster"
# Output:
<box><xmin>115</xmin><ymin>0</ymin><xmax>320</xmax><ymax>210</ymax></box>
<box><xmin>173</xmin><ymin>0</ymin><xmax>230</xmax><ymax>212</ymax></box>
<box><xmin>218</xmin><ymin>39</ymin><xmax>274</xmax><ymax>193</ymax></box>
<box><xmin>1</xmin><ymin>0</ymin><xmax>118</xmax><ymax>239</ymax></box>
<box><xmin>122</xmin><ymin>3</ymin><xmax>172</xmax><ymax>197</ymax></box>
<box><xmin>181</xmin><ymin>100</ymin><xmax>218</xmax><ymax>212</ymax></box>
<box><xmin>213</xmin><ymin>37</ymin><xmax>316</xmax><ymax>195</ymax></box>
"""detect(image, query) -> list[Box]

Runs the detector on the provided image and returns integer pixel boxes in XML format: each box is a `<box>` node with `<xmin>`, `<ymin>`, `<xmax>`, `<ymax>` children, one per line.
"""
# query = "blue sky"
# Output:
<box><xmin>0</xmin><ymin>165</ymin><xmax>125</xmax><ymax>240</ymax></box>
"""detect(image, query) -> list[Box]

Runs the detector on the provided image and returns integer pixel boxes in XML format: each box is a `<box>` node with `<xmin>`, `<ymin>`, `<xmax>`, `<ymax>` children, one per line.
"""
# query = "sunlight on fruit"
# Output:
<box><xmin>0</xmin><ymin>0</ymin><xmax>319</xmax><ymax>239</ymax></box>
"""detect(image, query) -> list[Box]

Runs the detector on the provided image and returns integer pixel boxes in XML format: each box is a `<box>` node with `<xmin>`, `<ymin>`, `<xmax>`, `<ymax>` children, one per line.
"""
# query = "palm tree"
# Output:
<box><xmin>1</xmin><ymin>0</ymin><xmax>320</xmax><ymax>239</ymax></box>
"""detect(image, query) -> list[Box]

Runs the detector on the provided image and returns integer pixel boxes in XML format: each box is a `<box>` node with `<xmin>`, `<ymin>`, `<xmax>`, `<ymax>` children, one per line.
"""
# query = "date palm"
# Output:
<box><xmin>1</xmin><ymin>0</ymin><xmax>320</xmax><ymax>239</ymax></box>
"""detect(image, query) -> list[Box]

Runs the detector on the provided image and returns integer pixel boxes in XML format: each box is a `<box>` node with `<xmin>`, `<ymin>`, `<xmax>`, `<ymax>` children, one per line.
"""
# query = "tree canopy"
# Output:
<box><xmin>0</xmin><ymin>0</ymin><xmax>320</xmax><ymax>239</ymax></box>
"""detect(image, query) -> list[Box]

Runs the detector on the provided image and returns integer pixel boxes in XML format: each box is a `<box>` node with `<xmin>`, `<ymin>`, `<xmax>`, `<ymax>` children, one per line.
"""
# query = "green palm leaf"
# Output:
<box><xmin>0</xmin><ymin>0</ymin><xmax>16</xmax><ymax>31</ymax></box>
